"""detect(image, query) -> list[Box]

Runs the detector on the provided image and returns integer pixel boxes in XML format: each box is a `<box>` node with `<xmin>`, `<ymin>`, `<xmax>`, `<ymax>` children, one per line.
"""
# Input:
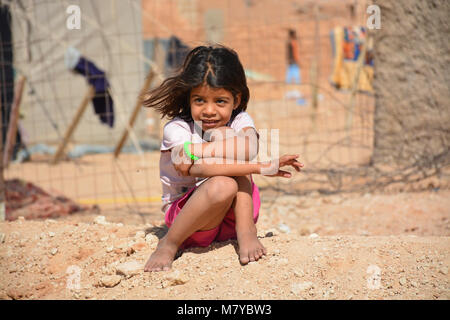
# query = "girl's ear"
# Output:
<box><xmin>233</xmin><ymin>93</ymin><xmax>241</xmax><ymax>110</ymax></box>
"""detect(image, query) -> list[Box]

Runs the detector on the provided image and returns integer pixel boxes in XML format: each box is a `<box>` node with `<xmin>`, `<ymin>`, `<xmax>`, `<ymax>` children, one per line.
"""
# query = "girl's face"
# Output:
<box><xmin>190</xmin><ymin>85</ymin><xmax>241</xmax><ymax>131</ymax></box>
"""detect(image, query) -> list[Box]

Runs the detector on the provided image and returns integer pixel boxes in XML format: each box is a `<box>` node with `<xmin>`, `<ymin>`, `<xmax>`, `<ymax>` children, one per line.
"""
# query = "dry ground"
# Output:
<box><xmin>1</xmin><ymin>189</ymin><xmax>449</xmax><ymax>300</ymax></box>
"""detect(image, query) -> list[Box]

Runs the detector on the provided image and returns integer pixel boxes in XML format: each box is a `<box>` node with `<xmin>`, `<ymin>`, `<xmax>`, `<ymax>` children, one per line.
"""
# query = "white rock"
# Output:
<box><xmin>309</xmin><ymin>233</ymin><xmax>319</xmax><ymax>238</ymax></box>
<box><xmin>278</xmin><ymin>223</ymin><xmax>291</xmax><ymax>234</ymax></box>
<box><xmin>50</xmin><ymin>248</ymin><xmax>58</xmax><ymax>255</ymax></box>
<box><xmin>291</xmin><ymin>282</ymin><xmax>314</xmax><ymax>296</ymax></box>
<box><xmin>135</xmin><ymin>231</ymin><xmax>145</xmax><ymax>239</ymax></box>
<box><xmin>93</xmin><ymin>216</ymin><xmax>109</xmax><ymax>225</ymax></box>
<box><xmin>100</xmin><ymin>275</ymin><xmax>122</xmax><ymax>288</ymax></box>
<box><xmin>164</xmin><ymin>270</ymin><xmax>189</xmax><ymax>286</ymax></box>
<box><xmin>0</xmin><ymin>233</ymin><xmax>5</xmax><ymax>244</ymax></box>
<box><xmin>106</xmin><ymin>246</ymin><xmax>114</xmax><ymax>253</ymax></box>
<box><xmin>439</xmin><ymin>267</ymin><xmax>448</xmax><ymax>275</ymax></box>
<box><xmin>145</xmin><ymin>233</ymin><xmax>158</xmax><ymax>244</ymax></box>
<box><xmin>48</xmin><ymin>232</ymin><xmax>56</xmax><ymax>237</ymax></box>
<box><xmin>116</xmin><ymin>261</ymin><xmax>142</xmax><ymax>278</ymax></box>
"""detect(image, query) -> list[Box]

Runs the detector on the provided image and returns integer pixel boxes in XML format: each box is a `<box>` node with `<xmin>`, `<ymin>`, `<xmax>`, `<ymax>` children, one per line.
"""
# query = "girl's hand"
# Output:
<box><xmin>261</xmin><ymin>154</ymin><xmax>303</xmax><ymax>178</ymax></box>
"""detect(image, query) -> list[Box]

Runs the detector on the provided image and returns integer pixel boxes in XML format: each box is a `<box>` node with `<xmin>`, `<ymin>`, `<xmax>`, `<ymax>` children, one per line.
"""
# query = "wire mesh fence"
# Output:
<box><xmin>1</xmin><ymin>0</ymin><xmax>448</xmax><ymax>220</ymax></box>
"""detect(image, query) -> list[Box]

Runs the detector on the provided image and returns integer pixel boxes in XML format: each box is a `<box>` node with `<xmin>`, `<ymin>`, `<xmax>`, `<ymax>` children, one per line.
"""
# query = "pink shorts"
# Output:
<box><xmin>165</xmin><ymin>178</ymin><xmax>261</xmax><ymax>249</ymax></box>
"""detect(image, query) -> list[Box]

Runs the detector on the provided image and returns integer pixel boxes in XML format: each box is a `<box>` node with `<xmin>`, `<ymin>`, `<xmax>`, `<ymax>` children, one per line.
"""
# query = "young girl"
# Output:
<box><xmin>142</xmin><ymin>45</ymin><xmax>303</xmax><ymax>272</ymax></box>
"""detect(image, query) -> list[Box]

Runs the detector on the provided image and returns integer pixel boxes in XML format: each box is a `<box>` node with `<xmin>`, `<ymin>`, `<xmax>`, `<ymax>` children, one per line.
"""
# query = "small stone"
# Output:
<box><xmin>93</xmin><ymin>216</ymin><xmax>109</xmax><ymax>225</ymax></box>
<box><xmin>145</xmin><ymin>233</ymin><xmax>158</xmax><ymax>244</ymax></box>
<box><xmin>116</xmin><ymin>261</ymin><xmax>142</xmax><ymax>278</ymax></box>
<box><xmin>399</xmin><ymin>277</ymin><xmax>407</xmax><ymax>286</ymax></box>
<box><xmin>438</xmin><ymin>267</ymin><xmax>448</xmax><ymax>275</ymax></box>
<box><xmin>50</xmin><ymin>248</ymin><xmax>58</xmax><ymax>255</ymax></box>
<box><xmin>48</xmin><ymin>232</ymin><xmax>56</xmax><ymax>238</ymax></box>
<box><xmin>0</xmin><ymin>233</ymin><xmax>5</xmax><ymax>244</ymax></box>
<box><xmin>135</xmin><ymin>231</ymin><xmax>145</xmax><ymax>239</ymax></box>
<box><xmin>309</xmin><ymin>233</ymin><xmax>319</xmax><ymax>239</ymax></box>
<box><xmin>106</xmin><ymin>246</ymin><xmax>114</xmax><ymax>253</ymax></box>
<box><xmin>291</xmin><ymin>282</ymin><xmax>314</xmax><ymax>296</ymax></box>
<box><xmin>100</xmin><ymin>275</ymin><xmax>122</xmax><ymax>288</ymax></box>
<box><xmin>410</xmin><ymin>281</ymin><xmax>418</xmax><ymax>288</ymax></box>
<box><xmin>278</xmin><ymin>223</ymin><xmax>291</xmax><ymax>234</ymax></box>
<box><xmin>100</xmin><ymin>236</ymin><xmax>109</xmax><ymax>242</ymax></box>
<box><xmin>164</xmin><ymin>270</ymin><xmax>189</xmax><ymax>286</ymax></box>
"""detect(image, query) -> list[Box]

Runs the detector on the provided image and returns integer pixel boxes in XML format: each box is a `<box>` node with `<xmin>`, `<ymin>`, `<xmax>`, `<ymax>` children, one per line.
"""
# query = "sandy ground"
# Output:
<box><xmin>1</xmin><ymin>189</ymin><xmax>449</xmax><ymax>300</ymax></box>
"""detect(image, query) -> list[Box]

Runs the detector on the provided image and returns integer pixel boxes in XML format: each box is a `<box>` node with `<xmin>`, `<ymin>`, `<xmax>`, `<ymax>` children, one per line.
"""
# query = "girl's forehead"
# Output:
<box><xmin>190</xmin><ymin>85</ymin><xmax>233</xmax><ymax>97</ymax></box>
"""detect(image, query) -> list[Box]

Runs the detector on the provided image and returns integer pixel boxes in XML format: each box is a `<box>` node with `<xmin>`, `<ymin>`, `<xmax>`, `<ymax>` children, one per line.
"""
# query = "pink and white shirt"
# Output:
<box><xmin>159</xmin><ymin>111</ymin><xmax>257</xmax><ymax>213</ymax></box>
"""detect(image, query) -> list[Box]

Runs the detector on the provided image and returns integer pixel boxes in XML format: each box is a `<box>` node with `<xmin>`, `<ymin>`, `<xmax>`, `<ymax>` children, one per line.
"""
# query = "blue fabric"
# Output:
<box><xmin>74</xmin><ymin>57</ymin><xmax>114</xmax><ymax>128</ymax></box>
<box><xmin>285</xmin><ymin>63</ymin><xmax>301</xmax><ymax>84</ymax></box>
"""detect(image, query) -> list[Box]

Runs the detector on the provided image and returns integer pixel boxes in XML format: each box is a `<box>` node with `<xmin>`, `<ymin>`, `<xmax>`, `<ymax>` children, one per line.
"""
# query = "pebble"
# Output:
<box><xmin>0</xmin><ymin>233</ymin><xmax>5</xmax><ymax>244</ymax></box>
<box><xmin>48</xmin><ymin>232</ymin><xmax>55</xmax><ymax>238</ymax></box>
<box><xmin>309</xmin><ymin>233</ymin><xmax>319</xmax><ymax>239</ymax></box>
<box><xmin>100</xmin><ymin>275</ymin><xmax>122</xmax><ymax>288</ymax></box>
<box><xmin>277</xmin><ymin>223</ymin><xmax>291</xmax><ymax>234</ymax></box>
<box><xmin>163</xmin><ymin>270</ymin><xmax>189</xmax><ymax>286</ymax></box>
<box><xmin>399</xmin><ymin>277</ymin><xmax>407</xmax><ymax>286</ymax></box>
<box><xmin>145</xmin><ymin>233</ymin><xmax>158</xmax><ymax>244</ymax></box>
<box><xmin>116</xmin><ymin>261</ymin><xmax>142</xmax><ymax>278</ymax></box>
<box><xmin>291</xmin><ymin>282</ymin><xmax>314</xmax><ymax>296</ymax></box>
<box><xmin>438</xmin><ymin>267</ymin><xmax>448</xmax><ymax>275</ymax></box>
<box><xmin>50</xmin><ymin>248</ymin><xmax>58</xmax><ymax>255</ymax></box>
<box><xmin>135</xmin><ymin>231</ymin><xmax>145</xmax><ymax>239</ymax></box>
<box><xmin>106</xmin><ymin>246</ymin><xmax>114</xmax><ymax>253</ymax></box>
<box><xmin>93</xmin><ymin>216</ymin><xmax>109</xmax><ymax>225</ymax></box>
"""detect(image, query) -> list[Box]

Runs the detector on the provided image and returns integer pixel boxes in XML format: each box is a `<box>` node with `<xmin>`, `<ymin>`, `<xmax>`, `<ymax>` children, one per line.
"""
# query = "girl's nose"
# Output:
<box><xmin>202</xmin><ymin>103</ymin><xmax>216</xmax><ymax>116</ymax></box>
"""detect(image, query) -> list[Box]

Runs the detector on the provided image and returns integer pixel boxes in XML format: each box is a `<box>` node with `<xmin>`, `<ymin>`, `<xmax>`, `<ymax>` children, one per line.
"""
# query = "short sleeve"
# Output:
<box><xmin>161</xmin><ymin>118</ymin><xmax>192</xmax><ymax>151</ymax></box>
<box><xmin>229</xmin><ymin>111</ymin><xmax>256</xmax><ymax>133</ymax></box>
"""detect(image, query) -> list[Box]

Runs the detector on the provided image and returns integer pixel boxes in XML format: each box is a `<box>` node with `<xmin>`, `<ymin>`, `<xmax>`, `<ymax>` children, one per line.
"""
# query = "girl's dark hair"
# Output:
<box><xmin>142</xmin><ymin>45</ymin><xmax>250</xmax><ymax>123</ymax></box>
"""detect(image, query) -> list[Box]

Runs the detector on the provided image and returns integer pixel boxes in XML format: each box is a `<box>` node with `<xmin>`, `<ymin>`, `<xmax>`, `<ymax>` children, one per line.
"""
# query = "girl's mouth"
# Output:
<box><xmin>201</xmin><ymin>120</ymin><xmax>220</xmax><ymax>128</ymax></box>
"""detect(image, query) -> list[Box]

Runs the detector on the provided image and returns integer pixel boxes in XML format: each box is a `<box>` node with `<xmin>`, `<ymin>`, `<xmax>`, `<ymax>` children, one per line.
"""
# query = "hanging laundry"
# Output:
<box><xmin>329</xmin><ymin>26</ymin><xmax>374</xmax><ymax>93</ymax></box>
<box><xmin>65</xmin><ymin>47</ymin><xmax>115</xmax><ymax>127</ymax></box>
<box><xmin>166</xmin><ymin>36</ymin><xmax>190</xmax><ymax>71</ymax></box>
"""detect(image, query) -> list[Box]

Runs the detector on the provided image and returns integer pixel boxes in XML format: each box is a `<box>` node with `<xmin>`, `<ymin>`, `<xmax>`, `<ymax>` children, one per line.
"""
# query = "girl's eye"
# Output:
<box><xmin>216</xmin><ymin>99</ymin><xmax>226</xmax><ymax>104</ymax></box>
<box><xmin>193</xmin><ymin>98</ymin><xmax>204</xmax><ymax>104</ymax></box>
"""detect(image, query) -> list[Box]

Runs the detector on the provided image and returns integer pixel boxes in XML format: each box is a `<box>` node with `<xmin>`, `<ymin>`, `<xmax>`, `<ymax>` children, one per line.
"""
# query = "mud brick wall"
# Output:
<box><xmin>371</xmin><ymin>0</ymin><xmax>450</xmax><ymax>168</ymax></box>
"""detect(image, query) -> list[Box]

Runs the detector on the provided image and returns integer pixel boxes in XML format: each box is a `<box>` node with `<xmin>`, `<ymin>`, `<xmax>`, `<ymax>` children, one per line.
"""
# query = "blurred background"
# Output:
<box><xmin>0</xmin><ymin>0</ymin><xmax>448</xmax><ymax>222</ymax></box>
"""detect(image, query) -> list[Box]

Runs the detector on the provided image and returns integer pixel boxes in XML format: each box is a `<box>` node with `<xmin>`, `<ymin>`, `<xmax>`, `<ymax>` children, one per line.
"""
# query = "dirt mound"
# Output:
<box><xmin>0</xmin><ymin>190</ymin><xmax>449</xmax><ymax>300</ymax></box>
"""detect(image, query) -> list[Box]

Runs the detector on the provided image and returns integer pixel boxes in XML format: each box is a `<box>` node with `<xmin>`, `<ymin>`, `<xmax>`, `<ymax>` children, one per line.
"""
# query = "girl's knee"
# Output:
<box><xmin>206</xmin><ymin>176</ymin><xmax>238</xmax><ymax>203</ymax></box>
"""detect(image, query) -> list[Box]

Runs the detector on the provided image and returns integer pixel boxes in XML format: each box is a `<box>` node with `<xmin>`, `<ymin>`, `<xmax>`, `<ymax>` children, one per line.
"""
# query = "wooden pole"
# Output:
<box><xmin>310</xmin><ymin>3</ymin><xmax>320</xmax><ymax>129</ymax></box>
<box><xmin>0</xmin><ymin>93</ymin><xmax>5</xmax><ymax>221</ymax></box>
<box><xmin>3</xmin><ymin>75</ymin><xmax>26</xmax><ymax>168</ymax></box>
<box><xmin>52</xmin><ymin>85</ymin><xmax>95</xmax><ymax>164</ymax></box>
<box><xmin>113</xmin><ymin>69</ymin><xmax>155</xmax><ymax>158</ymax></box>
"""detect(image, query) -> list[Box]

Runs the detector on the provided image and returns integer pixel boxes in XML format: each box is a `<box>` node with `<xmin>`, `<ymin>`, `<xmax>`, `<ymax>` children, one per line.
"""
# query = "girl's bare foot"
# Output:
<box><xmin>236</xmin><ymin>230</ymin><xmax>267</xmax><ymax>265</ymax></box>
<box><xmin>144</xmin><ymin>236</ymin><xmax>179</xmax><ymax>272</ymax></box>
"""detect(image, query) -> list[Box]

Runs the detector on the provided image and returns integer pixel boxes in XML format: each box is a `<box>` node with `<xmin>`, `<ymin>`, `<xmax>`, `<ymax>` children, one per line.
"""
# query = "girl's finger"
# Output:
<box><xmin>278</xmin><ymin>170</ymin><xmax>291</xmax><ymax>178</ymax></box>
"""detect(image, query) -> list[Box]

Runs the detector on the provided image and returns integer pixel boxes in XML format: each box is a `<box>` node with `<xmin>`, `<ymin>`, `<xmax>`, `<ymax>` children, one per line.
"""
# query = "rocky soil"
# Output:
<box><xmin>1</xmin><ymin>190</ymin><xmax>449</xmax><ymax>300</ymax></box>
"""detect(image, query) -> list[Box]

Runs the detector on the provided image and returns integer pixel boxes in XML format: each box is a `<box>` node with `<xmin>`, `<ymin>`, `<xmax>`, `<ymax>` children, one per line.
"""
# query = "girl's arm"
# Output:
<box><xmin>189</xmin><ymin>127</ymin><xmax>258</xmax><ymax>162</ymax></box>
<box><xmin>189</xmin><ymin>155</ymin><xmax>303</xmax><ymax>178</ymax></box>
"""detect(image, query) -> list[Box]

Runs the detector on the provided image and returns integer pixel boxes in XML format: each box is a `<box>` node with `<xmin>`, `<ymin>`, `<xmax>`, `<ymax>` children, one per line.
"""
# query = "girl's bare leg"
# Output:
<box><xmin>144</xmin><ymin>176</ymin><xmax>238</xmax><ymax>272</ymax></box>
<box><xmin>233</xmin><ymin>175</ymin><xmax>267</xmax><ymax>264</ymax></box>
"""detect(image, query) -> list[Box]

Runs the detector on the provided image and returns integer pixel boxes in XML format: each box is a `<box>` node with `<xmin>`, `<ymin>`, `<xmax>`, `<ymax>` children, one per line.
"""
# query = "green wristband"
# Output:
<box><xmin>184</xmin><ymin>141</ymin><xmax>199</xmax><ymax>161</ymax></box>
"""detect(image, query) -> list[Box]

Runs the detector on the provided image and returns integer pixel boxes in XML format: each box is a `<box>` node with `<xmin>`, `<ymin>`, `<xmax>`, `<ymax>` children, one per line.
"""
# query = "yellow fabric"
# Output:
<box><xmin>330</xmin><ymin>26</ymin><xmax>374</xmax><ymax>93</ymax></box>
